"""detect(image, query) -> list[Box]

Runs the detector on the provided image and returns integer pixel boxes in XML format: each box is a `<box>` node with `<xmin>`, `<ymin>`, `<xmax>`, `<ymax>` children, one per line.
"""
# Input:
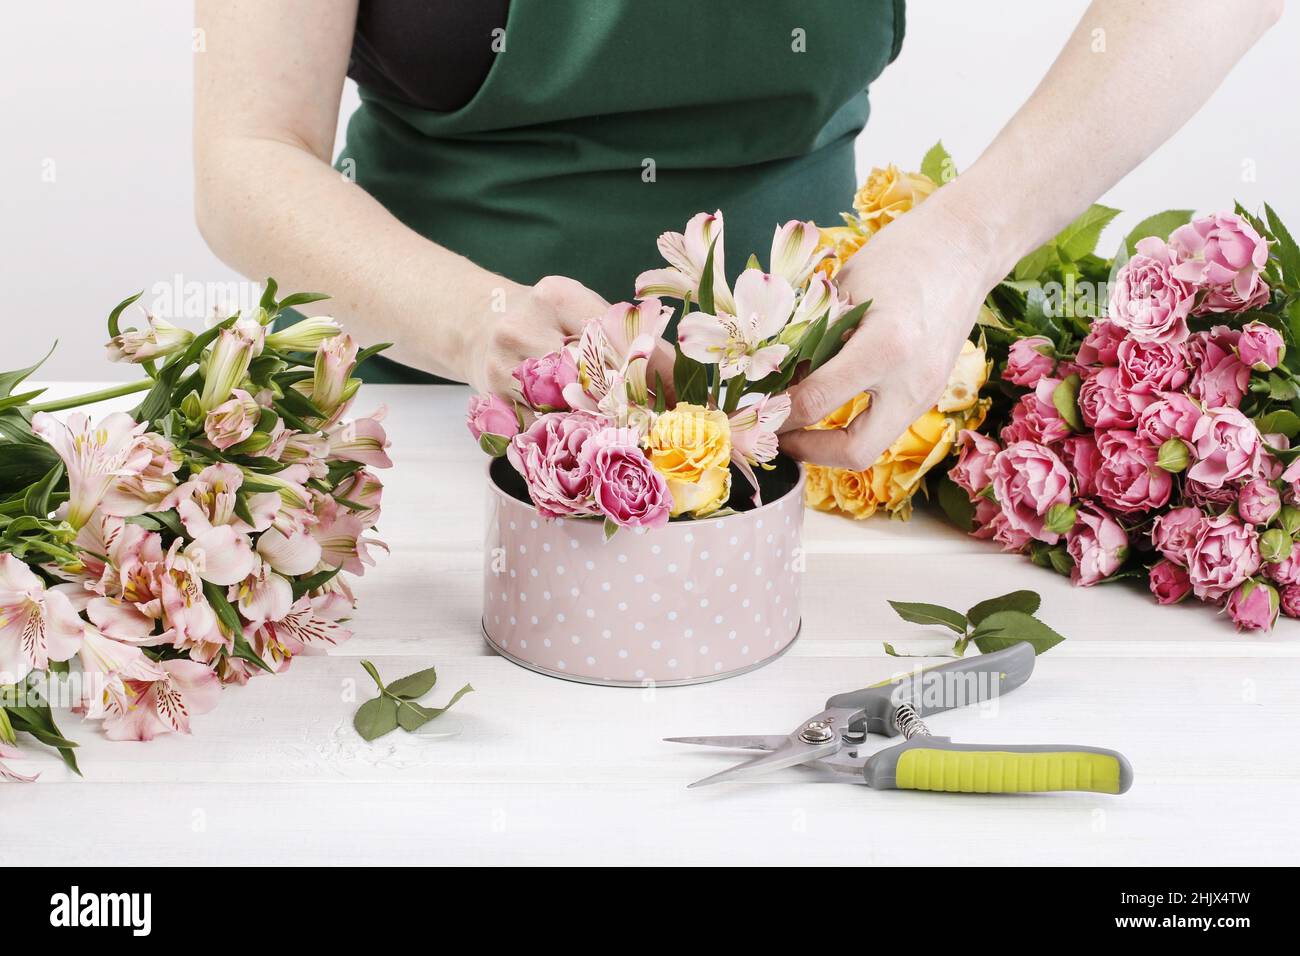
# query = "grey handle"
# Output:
<box><xmin>862</xmin><ymin>737</ymin><xmax>1133</xmax><ymax>795</ymax></box>
<box><xmin>825</xmin><ymin>642</ymin><xmax>1036</xmax><ymax>737</ymax></box>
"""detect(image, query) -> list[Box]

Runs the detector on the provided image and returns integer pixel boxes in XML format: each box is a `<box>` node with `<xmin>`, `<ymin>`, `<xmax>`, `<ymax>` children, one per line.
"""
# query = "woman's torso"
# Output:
<box><xmin>339</xmin><ymin>0</ymin><xmax>905</xmax><ymax>381</ymax></box>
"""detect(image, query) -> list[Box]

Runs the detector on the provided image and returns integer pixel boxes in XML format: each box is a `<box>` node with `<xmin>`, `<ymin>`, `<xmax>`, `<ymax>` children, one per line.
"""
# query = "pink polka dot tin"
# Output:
<box><xmin>482</xmin><ymin>458</ymin><xmax>805</xmax><ymax>685</ymax></box>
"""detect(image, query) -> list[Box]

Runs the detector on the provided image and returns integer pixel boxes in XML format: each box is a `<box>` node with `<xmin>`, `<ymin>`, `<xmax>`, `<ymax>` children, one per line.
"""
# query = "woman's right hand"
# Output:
<box><xmin>466</xmin><ymin>275</ymin><xmax>610</xmax><ymax>395</ymax></box>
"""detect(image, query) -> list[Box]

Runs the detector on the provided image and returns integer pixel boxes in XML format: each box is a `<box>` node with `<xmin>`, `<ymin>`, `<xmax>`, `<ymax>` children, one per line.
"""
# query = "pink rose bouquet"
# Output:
<box><xmin>467</xmin><ymin>211</ymin><xmax>869</xmax><ymax>536</ymax></box>
<box><xmin>0</xmin><ymin>282</ymin><xmax>391</xmax><ymax>779</ymax></box>
<box><xmin>939</xmin><ymin>201</ymin><xmax>1300</xmax><ymax>632</ymax></box>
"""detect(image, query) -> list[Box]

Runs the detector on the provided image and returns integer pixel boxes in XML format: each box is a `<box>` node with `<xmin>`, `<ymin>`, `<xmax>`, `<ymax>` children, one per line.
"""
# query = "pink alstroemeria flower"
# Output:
<box><xmin>305</xmin><ymin>332</ymin><xmax>360</xmax><ymax>421</ymax></box>
<box><xmin>0</xmin><ymin>743</ymin><xmax>38</xmax><ymax>783</ymax></box>
<box><xmin>634</xmin><ymin>210</ymin><xmax>735</xmax><ymax>314</ymax></box>
<box><xmin>326</xmin><ymin>406</ymin><xmax>393</xmax><ymax>468</ymax></box>
<box><xmin>199</xmin><ymin>313</ymin><xmax>266</xmax><ymax>412</ymax></box>
<box><xmin>312</xmin><ymin>497</ymin><xmax>388</xmax><ymax>576</ymax></box>
<box><xmin>102</xmin><ymin>658</ymin><xmax>222</xmax><ymax>741</ymax></box>
<box><xmin>256</xmin><ymin>526</ymin><xmax>323</xmax><ymax>576</ymax></box>
<box><xmin>252</xmin><ymin>595</ymin><xmax>353</xmax><ymax>671</ymax></box>
<box><xmin>728</xmin><ymin>393</ymin><xmax>792</xmax><ymax>497</ymax></box>
<box><xmin>106</xmin><ymin>311</ymin><xmax>194</xmax><ymax>363</ymax></box>
<box><xmin>31</xmin><ymin>411</ymin><xmax>151</xmax><ymax>529</ymax></box>
<box><xmin>769</xmin><ymin>220</ymin><xmax>829</xmax><ymax>287</ymax></box>
<box><xmin>334</xmin><ymin>469</ymin><xmax>384</xmax><ymax>527</ymax></box>
<box><xmin>229</xmin><ymin>556</ymin><xmax>294</xmax><ymax>625</ymax></box>
<box><xmin>0</xmin><ymin>553</ymin><xmax>84</xmax><ymax>682</ymax></box>
<box><xmin>77</xmin><ymin>624</ymin><xmax>168</xmax><ymax>722</ymax></box>
<box><xmin>204</xmin><ymin>388</ymin><xmax>261</xmax><ymax>451</ymax></box>
<box><xmin>99</xmin><ymin>432</ymin><xmax>182</xmax><ymax>518</ymax></box>
<box><xmin>163</xmin><ymin>463</ymin><xmax>278</xmax><ymax>538</ymax></box>
<box><xmin>564</xmin><ymin>299</ymin><xmax>672</xmax><ymax>420</ymax></box>
<box><xmin>677</xmin><ymin>270</ymin><xmax>794</xmax><ymax>381</ymax></box>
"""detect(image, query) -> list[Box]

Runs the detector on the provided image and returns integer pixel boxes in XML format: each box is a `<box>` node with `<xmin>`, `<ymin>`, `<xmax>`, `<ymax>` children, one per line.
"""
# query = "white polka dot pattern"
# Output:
<box><xmin>483</xmin><ymin>466</ymin><xmax>805</xmax><ymax>684</ymax></box>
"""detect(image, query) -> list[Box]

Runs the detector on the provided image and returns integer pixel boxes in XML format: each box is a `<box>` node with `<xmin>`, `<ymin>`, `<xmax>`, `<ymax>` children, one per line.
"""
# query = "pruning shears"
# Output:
<box><xmin>666</xmin><ymin>642</ymin><xmax>1133</xmax><ymax>794</ymax></box>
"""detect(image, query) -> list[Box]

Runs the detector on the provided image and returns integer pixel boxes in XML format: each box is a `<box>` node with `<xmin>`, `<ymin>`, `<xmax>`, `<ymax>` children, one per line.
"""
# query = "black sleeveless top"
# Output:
<box><xmin>348</xmin><ymin>0</ymin><xmax>510</xmax><ymax>112</ymax></box>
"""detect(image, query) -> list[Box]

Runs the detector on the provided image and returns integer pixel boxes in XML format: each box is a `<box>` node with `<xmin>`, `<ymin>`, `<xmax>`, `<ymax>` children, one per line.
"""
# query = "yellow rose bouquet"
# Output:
<box><xmin>805</xmin><ymin>142</ymin><xmax>992</xmax><ymax>520</ymax></box>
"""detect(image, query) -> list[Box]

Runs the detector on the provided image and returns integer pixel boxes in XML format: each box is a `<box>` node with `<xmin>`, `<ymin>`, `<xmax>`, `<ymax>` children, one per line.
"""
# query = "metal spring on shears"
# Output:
<box><xmin>893</xmin><ymin>703</ymin><xmax>931</xmax><ymax>739</ymax></box>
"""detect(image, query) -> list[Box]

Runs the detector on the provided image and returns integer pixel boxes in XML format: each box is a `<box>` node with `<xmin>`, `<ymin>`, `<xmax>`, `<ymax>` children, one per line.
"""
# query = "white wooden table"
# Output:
<box><xmin>4</xmin><ymin>384</ymin><xmax>1299</xmax><ymax>865</ymax></box>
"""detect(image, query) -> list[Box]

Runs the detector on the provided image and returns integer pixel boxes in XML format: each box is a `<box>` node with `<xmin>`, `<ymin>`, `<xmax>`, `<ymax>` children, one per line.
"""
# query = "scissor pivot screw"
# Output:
<box><xmin>799</xmin><ymin>720</ymin><xmax>835</xmax><ymax>744</ymax></box>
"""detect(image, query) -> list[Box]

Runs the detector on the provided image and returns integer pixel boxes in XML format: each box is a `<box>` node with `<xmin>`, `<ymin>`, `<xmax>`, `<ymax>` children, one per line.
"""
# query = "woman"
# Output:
<box><xmin>193</xmin><ymin>0</ymin><xmax>1282</xmax><ymax>470</ymax></box>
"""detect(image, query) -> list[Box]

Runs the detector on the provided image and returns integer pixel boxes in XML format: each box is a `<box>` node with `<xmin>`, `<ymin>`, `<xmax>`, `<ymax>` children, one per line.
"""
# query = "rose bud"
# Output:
<box><xmin>1237</xmin><ymin>478</ymin><xmax>1281</xmax><ymax>526</ymax></box>
<box><xmin>1237</xmin><ymin>321</ymin><xmax>1285</xmax><ymax>371</ymax></box>
<box><xmin>1280</xmin><ymin>584</ymin><xmax>1300</xmax><ymax>619</ymax></box>
<box><xmin>1226</xmin><ymin>579</ymin><xmax>1279</xmax><ymax>631</ymax></box>
<box><xmin>1149</xmin><ymin>559</ymin><xmax>1192</xmax><ymax>605</ymax></box>
<box><xmin>1156</xmin><ymin>438</ymin><xmax>1190</xmax><ymax>473</ymax></box>
<box><xmin>1260</xmin><ymin>528</ymin><xmax>1292</xmax><ymax>564</ymax></box>
<box><xmin>1280</xmin><ymin>505</ymin><xmax>1300</xmax><ymax>538</ymax></box>
<box><xmin>466</xmin><ymin>393</ymin><xmax>522</xmax><ymax>457</ymax></box>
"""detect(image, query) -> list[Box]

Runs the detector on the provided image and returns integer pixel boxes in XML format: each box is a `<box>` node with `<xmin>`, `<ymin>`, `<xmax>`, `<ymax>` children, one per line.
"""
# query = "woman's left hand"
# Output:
<box><xmin>778</xmin><ymin>192</ymin><xmax>1001</xmax><ymax>469</ymax></box>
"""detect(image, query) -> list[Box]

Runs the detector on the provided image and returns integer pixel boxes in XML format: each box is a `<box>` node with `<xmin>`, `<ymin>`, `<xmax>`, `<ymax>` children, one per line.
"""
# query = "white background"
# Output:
<box><xmin>2</xmin><ymin>0</ymin><xmax>1297</xmax><ymax>379</ymax></box>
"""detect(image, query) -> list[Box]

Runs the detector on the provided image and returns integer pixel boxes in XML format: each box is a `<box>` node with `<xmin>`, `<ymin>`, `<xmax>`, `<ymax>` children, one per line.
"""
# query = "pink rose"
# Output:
<box><xmin>467</xmin><ymin>394</ymin><xmax>521</xmax><ymax>442</ymax></box>
<box><xmin>1136</xmin><ymin>392</ymin><xmax>1205</xmax><ymax>445</ymax></box>
<box><xmin>1184</xmin><ymin>478</ymin><xmax>1241</xmax><ymax>509</ymax></box>
<box><xmin>1169</xmin><ymin>212</ymin><xmax>1271</xmax><ymax>314</ymax></box>
<box><xmin>1149</xmin><ymin>559</ymin><xmax>1192</xmax><ymax>604</ymax></box>
<box><xmin>989</xmin><ymin>511</ymin><xmax>1034</xmax><ymax>553</ymax></box>
<box><xmin>991</xmin><ymin>441</ymin><xmax>1072</xmax><ymax>544</ymax></box>
<box><xmin>1187</xmin><ymin>406</ymin><xmax>1262</xmax><ymax>489</ymax></box>
<box><xmin>204</xmin><ymin>388</ymin><xmax>260</xmax><ymax>451</ymax></box>
<box><xmin>949</xmin><ymin>429</ymin><xmax>1002</xmax><ymax>498</ymax></box>
<box><xmin>1002</xmin><ymin>336</ymin><xmax>1056</xmax><ymax>387</ymax></box>
<box><xmin>1107</xmin><ymin>237</ymin><xmax>1195</xmax><ymax>344</ymax></box>
<box><xmin>1078</xmin><ymin>367</ymin><xmax>1153</xmax><ymax>430</ymax></box>
<box><xmin>1066</xmin><ymin>504</ymin><xmax>1128</xmax><ymax>586</ymax></box>
<box><xmin>1186</xmin><ymin>513</ymin><xmax>1261</xmax><ymax>601</ymax></box>
<box><xmin>1236</xmin><ymin>321</ymin><xmax>1285</xmax><ymax>371</ymax></box>
<box><xmin>1280</xmin><ymin>584</ymin><xmax>1300</xmax><ymax>619</ymax></box>
<box><xmin>580</xmin><ymin>428</ymin><xmax>671</xmax><ymax>529</ymax></box>
<box><xmin>999</xmin><ymin>379</ymin><xmax>1073</xmax><ymax>446</ymax></box>
<box><xmin>1151</xmin><ymin>506</ymin><xmax>1207</xmax><ymax>565</ymax></box>
<box><xmin>1237</xmin><ymin>478</ymin><xmax>1281</xmax><ymax>526</ymax></box>
<box><xmin>1116</xmin><ymin>338</ymin><xmax>1189</xmax><ymax>394</ymax></box>
<box><xmin>505</xmin><ymin>410</ymin><xmax>607</xmax><ymax>518</ymax></box>
<box><xmin>1076</xmin><ymin>320</ymin><xmax>1126</xmax><ymax>367</ymax></box>
<box><xmin>512</xmin><ymin>349</ymin><xmax>579</xmax><ymax>412</ymax></box>
<box><xmin>1226</xmin><ymin>580</ymin><xmax>1278</xmax><ymax>631</ymax></box>
<box><xmin>1094</xmin><ymin>429</ymin><xmax>1172</xmax><ymax>514</ymax></box>
<box><xmin>1265</xmin><ymin>542</ymin><xmax>1300</xmax><ymax>586</ymax></box>
<box><xmin>970</xmin><ymin>498</ymin><xmax>1001</xmax><ymax>537</ymax></box>
<box><xmin>1187</xmin><ymin>328</ymin><xmax>1250</xmax><ymax>408</ymax></box>
<box><xmin>1059</xmin><ymin>434</ymin><xmax>1102</xmax><ymax>498</ymax></box>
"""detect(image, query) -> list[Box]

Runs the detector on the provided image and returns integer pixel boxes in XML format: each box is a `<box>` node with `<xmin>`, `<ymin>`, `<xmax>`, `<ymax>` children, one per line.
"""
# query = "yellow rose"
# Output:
<box><xmin>646</xmin><ymin>403</ymin><xmax>731</xmax><ymax>482</ymax></box>
<box><xmin>852</xmin><ymin>165</ymin><xmax>936</xmax><ymax>236</ymax></box>
<box><xmin>830</xmin><ymin>467</ymin><xmax>879</xmax><ymax>519</ymax></box>
<box><xmin>871</xmin><ymin>410</ymin><xmax>959</xmax><ymax>518</ymax></box>
<box><xmin>808</xmin><ymin>392</ymin><xmax>870</xmax><ymax>430</ymax></box>
<box><xmin>814</xmin><ymin>225</ymin><xmax>868</xmax><ymax>279</ymax></box>
<box><xmin>937</xmin><ymin>340</ymin><xmax>990</xmax><ymax>413</ymax></box>
<box><xmin>804</xmin><ymin>463</ymin><xmax>836</xmax><ymax>511</ymax></box>
<box><xmin>647</xmin><ymin>403</ymin><xmax>732</xmax><ymax>517</ymax></box>
<box><xmin>667</xmin><ymin>467</ymin><xmax>731</xmax><ymax>519</ymax></box>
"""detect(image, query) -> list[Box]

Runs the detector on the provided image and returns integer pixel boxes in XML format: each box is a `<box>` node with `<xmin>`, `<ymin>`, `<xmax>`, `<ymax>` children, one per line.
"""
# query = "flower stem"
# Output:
<box><xmin>28</xmin><ymin>379</ymin><xmax>152</xmax><ymax>413</ymax></box>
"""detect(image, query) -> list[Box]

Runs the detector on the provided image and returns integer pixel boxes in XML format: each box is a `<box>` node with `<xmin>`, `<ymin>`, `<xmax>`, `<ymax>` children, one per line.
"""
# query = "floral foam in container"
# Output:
<box><xmin>483</xmin><ymin>456</ymin><xmax>804</xmax><ymax>685</ymax></box>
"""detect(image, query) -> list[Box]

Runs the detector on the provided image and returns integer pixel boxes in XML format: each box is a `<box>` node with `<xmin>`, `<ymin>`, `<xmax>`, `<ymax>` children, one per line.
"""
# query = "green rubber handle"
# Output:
<box><xmin>862</xmin><ymin>737</ymin><xmax>1134</xmax><ymax>794</ymax></box>
<box><xmin>825</xmin><ymin>642</ymin><xmax>1036</xmax><ymax>737</ymax></box>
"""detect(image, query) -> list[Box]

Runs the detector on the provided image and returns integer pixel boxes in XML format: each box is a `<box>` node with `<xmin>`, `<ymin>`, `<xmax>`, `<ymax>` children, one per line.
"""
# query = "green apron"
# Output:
<box><xmin>337</xmin><ymin>0</ymin><xmax>904</xmax><ymax>382</ymax></box>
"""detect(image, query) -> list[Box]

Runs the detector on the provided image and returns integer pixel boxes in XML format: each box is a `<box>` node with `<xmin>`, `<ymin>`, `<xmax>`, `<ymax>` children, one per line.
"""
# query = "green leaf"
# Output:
<box><xmin>966</xmin><ymin>590</ymin><xmax>1041</xmax><ymax>626</ymax></box>
<box><xmin>1267</xmin><ymin>372</ymin><xmax>1299</xmax><ymax>402</ymax></box>
<box><xmin>1255</xmin><ymin>409</ymin><xmax>1300</xmax><ymax>439</ymax></box>
<box><xmin>0</xmin><ymin>342</ymin><xmax>57</xmax><ymax>400</ymax></box>
<box><xmin>672</xmin><ymin>343</ymin><xmax>709</xmax><ymax>406</ymax></box>
<box><xmin>385</xmin><ymin>665</ymin><xmax>439</xmax><ymax>700</ymax></box>
<box><xmin>478</xmin><ymin>433</ymin><xmax>510</xmax><ymax>457</ymax></box>
<box><xmin>402</xmin><ymin>683</ymin><xmax>473</xmax><ymax>730</ymax></box>
<box><xmin>652</xmin><ymin>371</ymin><xmax>668</xmax><ymax>415</ymax></box>
<box><xmin>1265</xmin><ymin>203</ymin><xmax>1300</xmax><ymax>291</ymax></box>
<box><xmin>1124</xmin><ymin>209</ymin><xmax>1194</xmax><ymax>253</ymax></box>
<box><xmin>603</xmin><ymin>516</ymin><xmax>619</xmax><ymax>541</ymax></box>
<box><xmin>697</xmin><ymin>238</ymin><xmax>718</xmax><ymax>316</ymax></box>
<box><xmin>1051</xmin><ymin>373</ymin><xmax>1084</xmax><ymax>432</ymax></box>
<box><xmin>970</xmin><ymin>610</ymin><xmax>1065</xmax><ymax>655</ymax></box>
<box><xmin>808</xmin><ymin>300</ymin><xmax>871</xmax><ymax>371</ymax></box>
<box><xmin>920</xmin><ymin>140</ymin><xmax>956</xmax><ymax>185</ymax></box>
<box><xmin>274</xmin><ymin>291</ymin><xmax>332</xmax><ymax>312</ymax></box>
<box><xmin>1012</xmin><ymin>242</ymin><xmax>1061</xmax><ymax>283</ymax></box>
<box><xmin>259</xmin><ymin>278</ymin><xmax>279</xmax><ymax>313</ymax></box>
<box><xmin>934</xmin><ymin>474</ymin><xmax>976</xmax><ymax>532</ymax></box>
<box><xmin>887</xmin><ymin>600</ymin><xmax>967</xmax><ymax>635</ymax></box>
<box><xmin>359</xmin><ymin>659</ymin><xmax>387</xmax><ymax>693</ymax></box>
<box><xmin>1055</xmin><ymin>204</ymin><xmax>1121</xmax><ymax>262</ymax></box>
<box><xmin>354</xmin><ymin>696</ymin><xmax>399</xmax><ymax>741</ymax></box>
<box><xmin>291</xmin><ymin>564</ymin><xmax>342</xmax><ymax>600</ymax></box>
<box><xmin>0</xmin><ymin>441</ymin><xmax>60</xmax><ymax>499</ymax></box>
<box><xmin>22</xmin><ymin>461</ymin><xmax>64</xmax><ymax>518</ymax></box>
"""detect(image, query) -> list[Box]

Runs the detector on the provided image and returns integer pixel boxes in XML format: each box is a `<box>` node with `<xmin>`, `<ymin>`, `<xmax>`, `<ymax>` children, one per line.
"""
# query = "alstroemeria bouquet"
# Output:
<box><xmin>941</xmin><ymin>200</ymin><xmax>1300</xmax><ymax>631</ymax></box>
<box><xmin>0</xmin><ymin>282</ymin><xmax>391</xmax><ymax>780</ymax></box>
<box><xmin>467</xmin><ymin>215</ymin><xmax>869</xmax><ymax>534</ymax></box>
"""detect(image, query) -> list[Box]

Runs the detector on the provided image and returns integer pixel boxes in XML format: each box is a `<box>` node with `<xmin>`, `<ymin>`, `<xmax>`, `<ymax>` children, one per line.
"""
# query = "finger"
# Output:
<box><xmin>780</xmin><ymin>320</ymin><xmax>891</xmax><ymax>431</ymax></box>
<box><xmin>534</xmin><ymin>276</ymin><xmax>610</xmax><ymax>335</ymax></box>
<box><xmin>778</xmin><ymin>387</ymin><xmax>914</xmax><ymax>470</ymax></box>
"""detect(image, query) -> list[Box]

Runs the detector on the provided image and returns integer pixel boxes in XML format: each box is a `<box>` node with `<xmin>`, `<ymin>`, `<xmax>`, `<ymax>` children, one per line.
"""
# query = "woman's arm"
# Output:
<box><xmin>193</xmin><ymin>0</ymin><xmax>606</xmax><ymax>391</ymax></box>
<box><xmin>780</xmin><ymin>0</ymin><xmax>1285</xmax><ymax>468</ymax></box>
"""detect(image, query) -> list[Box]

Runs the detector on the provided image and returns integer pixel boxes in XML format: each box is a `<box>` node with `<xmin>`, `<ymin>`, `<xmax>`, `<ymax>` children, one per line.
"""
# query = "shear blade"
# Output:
<box><xmin>663</xmin><ymin>735</ymin><xmax>786</xmax><ymax>751</ymax></box>
<box><xmin>684</xmin><ymin>739</ymin><xmax>840</xmax><ymax>789</ymax></box>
